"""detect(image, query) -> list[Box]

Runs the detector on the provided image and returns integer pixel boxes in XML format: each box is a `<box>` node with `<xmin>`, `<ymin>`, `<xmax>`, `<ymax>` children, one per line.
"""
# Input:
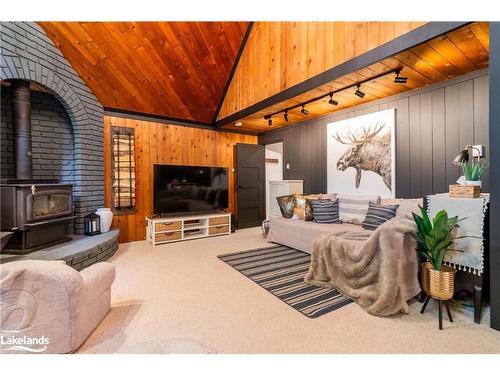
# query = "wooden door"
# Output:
<box><xmin>235</xmin><ymin>143</ymin><xmax>265</xmax><ymax>229</ymax></box>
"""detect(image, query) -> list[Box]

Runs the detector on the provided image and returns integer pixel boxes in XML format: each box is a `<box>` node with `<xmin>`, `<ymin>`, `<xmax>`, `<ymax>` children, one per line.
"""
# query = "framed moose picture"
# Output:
<box><xmin>327</xmin><ymin>108</ymin><xmax>396</xmax><ymax>198</ymax></box>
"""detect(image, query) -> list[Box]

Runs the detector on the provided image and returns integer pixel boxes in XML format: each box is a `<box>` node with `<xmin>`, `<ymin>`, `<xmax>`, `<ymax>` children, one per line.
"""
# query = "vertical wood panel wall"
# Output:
<box><xmin>104</xmin><ymin>116</ymin><xmax>257</xmax><ymax>243</ymax></box>
<box><xmin>218</xmin><ymin>21</ymin><xmax>425</xmax><ymax>120</ymax></box>
<box><xmin>259</xmin><ymin>69</ymin><xmax>489</xmax><ymax>199</ymax></box>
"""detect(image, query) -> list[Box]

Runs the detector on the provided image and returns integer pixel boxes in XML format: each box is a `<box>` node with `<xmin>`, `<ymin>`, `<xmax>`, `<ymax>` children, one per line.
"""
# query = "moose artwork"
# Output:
<box><xmin>327</xmin><ymin>109</ymin><xmax>396</xmax><ymax>198</ymax></box>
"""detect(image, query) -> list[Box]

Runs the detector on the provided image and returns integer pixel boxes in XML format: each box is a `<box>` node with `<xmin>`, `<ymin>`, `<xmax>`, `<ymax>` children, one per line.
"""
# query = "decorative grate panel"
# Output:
<box><xmin>111</xmin><ymin>126</ymin><xmax>136</xmax><ymax>213</ymax></box>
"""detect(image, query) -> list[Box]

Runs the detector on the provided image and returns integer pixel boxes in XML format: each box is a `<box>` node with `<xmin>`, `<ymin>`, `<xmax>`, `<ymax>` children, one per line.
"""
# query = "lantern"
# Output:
<box><xmin>84</xmin><ymin>212</ymin><xmax>101</xmax><ymax>236</ymax></box>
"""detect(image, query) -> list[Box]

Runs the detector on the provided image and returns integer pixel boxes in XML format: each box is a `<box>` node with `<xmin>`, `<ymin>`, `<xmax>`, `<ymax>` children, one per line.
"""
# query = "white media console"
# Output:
<box><xmin>146</xmin><ymin>212</ymin><xmax>231</xmax><ymax>246</ymax></box>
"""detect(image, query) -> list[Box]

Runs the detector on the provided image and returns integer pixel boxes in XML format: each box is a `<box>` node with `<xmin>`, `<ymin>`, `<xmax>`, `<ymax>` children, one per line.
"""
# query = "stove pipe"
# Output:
<box><xmin>11</xmin><ymin>80</ymin><xmax>33</xmax><ymax>180</ymax></box>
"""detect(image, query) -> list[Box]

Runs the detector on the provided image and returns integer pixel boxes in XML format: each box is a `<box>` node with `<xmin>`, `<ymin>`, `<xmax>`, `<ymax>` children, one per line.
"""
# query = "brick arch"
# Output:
<box><xmin>1</xmin><ymin>56</ymin><xmax>88</xmax><ymax>138</ymax></box>
<box><xmin>1</xmin><ymin>50</ymin><xmax>104</xmax><ymax>234</ymax></box>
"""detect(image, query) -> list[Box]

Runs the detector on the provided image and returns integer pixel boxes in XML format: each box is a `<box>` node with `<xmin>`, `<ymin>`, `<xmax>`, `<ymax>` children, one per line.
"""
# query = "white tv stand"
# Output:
<box><xmin>146</xmin><ymin>212</ymin><xmax>231</xmax><ymax>246</ymax></box>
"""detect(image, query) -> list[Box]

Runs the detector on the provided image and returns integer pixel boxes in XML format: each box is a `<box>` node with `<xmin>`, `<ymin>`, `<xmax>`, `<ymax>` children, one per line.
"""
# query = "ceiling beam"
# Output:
<box><xmin>211</xmin><ymin>22</ymin><xmax>254</xmax><ymax>124</ymax></box>
<box><xmin>104</xmin><ymin>107</ymin><xmax>214</xmax><ymax>130</ymax></box>
<box><xmin>213</xmin><ymin>21</ymin><xmax>471</xmax><ymax>129</ymax></box>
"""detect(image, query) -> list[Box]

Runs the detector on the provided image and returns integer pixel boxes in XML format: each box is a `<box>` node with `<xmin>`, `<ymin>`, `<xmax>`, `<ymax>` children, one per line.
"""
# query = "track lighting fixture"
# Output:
<box><xmin>263</xmin><ymin>67</ymin><xmax>406</xmax><ymax>125</ymax></box>
<box><xmin>328</xmin><ymin>93</ymin><xmax>338</xmax><ymax>106</ymax></box>
<box><xmin>394</xmin><ymin>69</ymin><xmax>408</xmax><ymax>84</ymax></box>
<box><xmin>234</xmin><ymin>121</ymin><xmax>242</xmax><ymax>127</ymax></box>
<box><xmin>354</xmin><ymin>84</ymin><xmax>365</xmax><ymax>99</ymax></box>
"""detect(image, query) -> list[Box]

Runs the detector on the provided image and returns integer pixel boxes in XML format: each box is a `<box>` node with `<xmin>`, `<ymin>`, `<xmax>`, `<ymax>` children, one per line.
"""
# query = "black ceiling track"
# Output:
<box><xmin>211</xmin><ymin>22</ymin><xmax>254</xmax><ymax>124</ymax></box>
<box><xmin>213</xmin><ymin>21</ymin><xmax>470</xmax><ymax>130</ymax></box>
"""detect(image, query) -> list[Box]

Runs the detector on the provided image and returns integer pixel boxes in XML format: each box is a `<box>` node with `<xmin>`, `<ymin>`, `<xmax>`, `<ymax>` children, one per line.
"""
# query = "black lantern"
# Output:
<box><xmin>84</xmin><ymin>212</ymin><xmax>101</xmax><ymax>236</ymax></box>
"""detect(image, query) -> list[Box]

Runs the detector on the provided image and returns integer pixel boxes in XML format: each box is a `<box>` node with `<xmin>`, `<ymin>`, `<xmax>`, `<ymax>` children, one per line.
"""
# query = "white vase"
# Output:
<box><xmin>96</xmin><ymin>208</ymin><xmax>113</xmax><ymax>233</ymax></box>
<box><xmin>465</xmin><ymin>180</ymin><xmax>482</xmax><ymax>188</ymax></box>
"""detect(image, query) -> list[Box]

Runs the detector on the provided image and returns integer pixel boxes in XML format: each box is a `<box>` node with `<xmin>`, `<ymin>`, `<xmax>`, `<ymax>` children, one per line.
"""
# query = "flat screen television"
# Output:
<box><xmin>153</xmin><ymin>164</ymin><xmax>229</xmax><ymax>215</ymax></box>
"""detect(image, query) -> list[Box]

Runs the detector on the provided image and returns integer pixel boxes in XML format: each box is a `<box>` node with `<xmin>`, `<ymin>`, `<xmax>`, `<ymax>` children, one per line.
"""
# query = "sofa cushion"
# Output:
<box><xmin>267</xmin><ymin>216</ymin><xmax>364</xmax><ymax>254</ymax></box>
<box><xmin>362</xmin><ymin>202</ymin><xmax>399</xmax><ymax>230</ymax></box>
<box><xmin>338</xmin><ymin>194</ymin><xmax>381</xmax><ymax>224</ymax></box>
<box><xmin>304</xmin><ymin>198</ymin><xmax>330</xmax><ymax>221</ymax></box>
<box><xmin>293</xmin><ymin>193</ymin><xmax>321</xmax><ymax>220</ymax></box>
<box><xmin>312</xmin><ymin>199</ymin><xmax>341</xmax><ymax>224</ymax></box>
<box><xmin>276</xmin><ymin>194</ymin><xmax>296</xmax><ymax>218</ymax></box>
<box><xmin>380</xmin><ymin>197</ymin><xmax>423</xmax><ymax>217</ymax></box>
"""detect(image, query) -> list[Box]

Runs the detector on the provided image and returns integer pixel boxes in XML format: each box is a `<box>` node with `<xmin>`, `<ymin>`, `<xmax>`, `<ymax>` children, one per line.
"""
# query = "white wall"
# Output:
<box><xmin>265</xmin><ymin>142</ymin><xmax>283</xmax><ymax>219</ymax></box>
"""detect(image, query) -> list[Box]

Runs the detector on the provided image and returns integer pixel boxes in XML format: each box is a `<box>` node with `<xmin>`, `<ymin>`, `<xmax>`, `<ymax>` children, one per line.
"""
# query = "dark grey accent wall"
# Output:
<box><xmin>0</xmin><ymin>22</ymin><xmax>104</xmax><ymax>234</ymax></box>
<box><xmin>1</xmin><ymin>86</ymin><xmax>74</xmax><ymax>182</ymax></box>
<box><xmin>488</xmin><ymin>22</ymin><xmax>500</xmax><ymax>331</ymax></box>
<box><xmin>259</xmin><ymin>69</ymin><xmax>489</xmax><ymax>198</ymax></box>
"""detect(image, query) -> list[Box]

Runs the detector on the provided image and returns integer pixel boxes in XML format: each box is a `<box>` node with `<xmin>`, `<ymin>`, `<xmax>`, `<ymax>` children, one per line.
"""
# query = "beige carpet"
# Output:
<box><xmin>78</xmin><ymin>227</ymin><xmax>500</xmax><ymax>354</ymax></box>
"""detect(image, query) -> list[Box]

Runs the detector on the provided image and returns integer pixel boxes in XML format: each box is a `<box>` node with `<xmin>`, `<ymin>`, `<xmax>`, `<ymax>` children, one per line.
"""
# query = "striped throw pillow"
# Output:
<box><xmin>337</xmin><ymin>194</ymin><xmax>381</xmax><ymax>224</ymax></box>
<box><xmin>311</xmin><ymin>199</ymin><xmax>341</xmax><ymax>224</ymax></box>
<box><xmin>362</xmin><ymin>202</ymin><xmax>399</xmax><ymax>231</ymax></box>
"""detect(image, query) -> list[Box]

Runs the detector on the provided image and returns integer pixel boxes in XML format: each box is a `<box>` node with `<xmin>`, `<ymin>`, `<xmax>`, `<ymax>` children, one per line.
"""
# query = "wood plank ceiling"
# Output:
<box><xmin>38</xmin><ymin>22</ymin><xmax>249</xmax><ymax>123</ymax></box>
<box><xmin>221</xmin><ymin>22</ymin><xmax>489</xmax><ymax>133</ymax></box>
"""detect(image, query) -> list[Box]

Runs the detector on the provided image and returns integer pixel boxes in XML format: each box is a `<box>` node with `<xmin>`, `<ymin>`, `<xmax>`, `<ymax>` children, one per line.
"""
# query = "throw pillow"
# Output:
<box><xmin>337</xmin><ymin>194</ymin><xmax>381</xmax><ymax>224</ymax></box>
<box><xmin>304</xmin><ymin>198</ymin><xmax>330</xmax><ymax>221</ymax></box>
<box><xmin>294</xmin><ymin>193</ymin><xmax>321</xmax><ymax>220</ymax></box>
<box><xmin>311</xmin><ymin>199</ymin><xmax>341</xmax><ymax>224</ymax></box>
<box><xmin>293</xmin><ymin>206</ymin><xmax>305</xmax><ymax>220</ymax></box>
<box><xmin>276</xmin><ymin>194</ymin><xmax>296</xmax><ymax>218</ymax></box>
<box><xmin>320</xmin><ymin>193</ymin><xmax>337</xmax><ymax>201</ymax></box>
<box><xmin>362</xmin><ymin>202</ymin><xmax>399</xmax><ymax>231</ymax></box>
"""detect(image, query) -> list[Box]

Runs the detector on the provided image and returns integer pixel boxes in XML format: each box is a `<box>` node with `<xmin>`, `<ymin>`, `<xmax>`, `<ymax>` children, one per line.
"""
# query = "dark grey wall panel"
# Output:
<box><xmin>259</xmin><ymin>69</ymin><xmax>489</xmax><ymax>198</ymax></box>
<box><xmin>431</xmin><ymin>89</ymin><xmax>446</xmax><ymax>194</ymax></box>
<box><xmin>488</xmin><ymin>21</ymin><xmax>500</xmax><ymax>331</ymax></box>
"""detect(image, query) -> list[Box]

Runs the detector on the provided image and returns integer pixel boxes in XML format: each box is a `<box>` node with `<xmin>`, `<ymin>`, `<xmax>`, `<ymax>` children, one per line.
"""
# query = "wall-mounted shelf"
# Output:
<box><xmin>146</xmin><ymin>212</ymin><xmax>231</xmax><ymax>246</ymax></box>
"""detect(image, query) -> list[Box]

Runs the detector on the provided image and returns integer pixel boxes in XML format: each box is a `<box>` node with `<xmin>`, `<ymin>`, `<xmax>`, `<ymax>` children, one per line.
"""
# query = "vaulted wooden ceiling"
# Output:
<box><xmin>38</xmin><ymin>22</ymin><xmax>249</xmax><ymax>123</ymax></box>
<box><xmin>219</xmin><ymin>22</ymin><xmax>489</xmax><ymax>133</ymax></box>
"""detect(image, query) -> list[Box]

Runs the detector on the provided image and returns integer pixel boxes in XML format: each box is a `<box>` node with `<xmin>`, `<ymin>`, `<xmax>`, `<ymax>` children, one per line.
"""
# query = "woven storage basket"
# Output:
<box><xmin>155</xmin><ymin>221</ymin><xmax>182</xmax><ymax>231</ymax></box>
<box><xmin>155</xmin><ymin>231</ymin><xmax>182</xmax><ymax>242</ymax></box>
<box><xmin>449</xmin><ymin>184</ymin><xmax>480</xmax><ymax>198</ymax></box>
<box><xmin>209</xmin><ymin>225</ymin><xmax>229</xmax><ymax>235</ymax></box>
<box><xmin>209</xmin><ymin>216</ymin><xmax>229</xmax><ymax>226</ymax></box>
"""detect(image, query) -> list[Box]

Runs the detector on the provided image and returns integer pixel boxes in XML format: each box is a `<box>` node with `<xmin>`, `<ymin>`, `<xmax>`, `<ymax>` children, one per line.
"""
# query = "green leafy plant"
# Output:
<box><xmin>461</xmin><ymin>159</ymin><xmax>488</xmax><ymax>181</ymax></box>
<box><xmin>411</xmin><ymin>206</ymin><xmax>465</xmax><ymax>271</ymax></box>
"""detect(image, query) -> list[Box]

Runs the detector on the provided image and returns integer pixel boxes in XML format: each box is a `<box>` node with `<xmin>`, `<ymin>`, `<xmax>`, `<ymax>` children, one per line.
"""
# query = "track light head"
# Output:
<box><xmin>354</xmin><ymin>84</ymin><xmax>365</xmax><ymax>99</ymax></box>
<box><xmin>268</xmin><ymin>117</ymin><xmax>273</xmax><ymax>127</ymax></box>
<box><xmin>301</xmin><ymin>105</ymin><xmax>309</xmax><ymax>115</ymax></box>
<box><xmin>328</xmin><ymin>93</ymin><xmax>338</xmax><ymax>106</ymax></box>
<box><xmin>284</xmin><ymin>111</ymin><xmax>289</xmax><ymax>122</ymax></box>
<box><xmin>394</xmin><ymin>69</ymin><xmax>408</xmax><ymax>84</ymax></box>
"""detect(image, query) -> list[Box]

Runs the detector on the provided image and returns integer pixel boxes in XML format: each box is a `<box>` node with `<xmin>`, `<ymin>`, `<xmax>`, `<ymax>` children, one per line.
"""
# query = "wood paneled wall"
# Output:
<box><xmin>217</xmin><ymin>21</ymin><xmax>425</xmax><ymax>120</ymax></box>
<box><xmin>259</xmin><ymin>69</ymin><xmax>489</xmax><ymax>199</ymax></box>
<box><xmin>104</xmin><ymin>115</ymin><xmax>257</xmax><ymax>243</ymax></box>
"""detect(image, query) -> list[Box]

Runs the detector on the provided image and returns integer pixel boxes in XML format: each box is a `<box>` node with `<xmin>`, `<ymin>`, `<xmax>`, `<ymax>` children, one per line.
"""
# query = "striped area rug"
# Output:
<box><xmin>217</xmin><ymin>245</ymin><xmax>352</xmax><ymax>318</ymax></box>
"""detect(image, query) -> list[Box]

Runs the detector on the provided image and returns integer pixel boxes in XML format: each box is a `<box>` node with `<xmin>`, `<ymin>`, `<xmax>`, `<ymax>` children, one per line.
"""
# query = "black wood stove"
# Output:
<box><xmin>1</xmin><ymin>80</ymin><xmax>75</xmax><ymax>254</ymax></box>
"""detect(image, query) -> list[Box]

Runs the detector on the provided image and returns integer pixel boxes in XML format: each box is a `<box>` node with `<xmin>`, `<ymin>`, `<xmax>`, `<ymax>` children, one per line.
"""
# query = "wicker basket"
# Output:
<box><xmin>209</xmin><ymin>216</ymin><xmax>229</xmax><ymax>226</ymax></box>
<box><xmin>155</xmin><ymin>221</ymin><xmax>182</xmax><ymax>231</ymax></box>
<box><xmin>209</xmin><ymin>225</ymin><xmax>229</xmax><ymax>235</ymax></box>
<box><xmin>155</xmin><ymin>231</ymin><xmax>182</xmax><ymax>242</ymax></box>
<box><xmin>449</xmin><ymin>184</ymin><xmax>480</xmax><ymax>198</ymax></box>
<box><xmin>421</xmin><ymin>262</ymin><xmax>456</xmax><ymax>300</ymax></box>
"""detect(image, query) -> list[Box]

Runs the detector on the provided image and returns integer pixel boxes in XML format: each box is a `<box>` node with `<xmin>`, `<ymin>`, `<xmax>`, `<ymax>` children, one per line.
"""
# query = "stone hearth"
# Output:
<box><xmin>0</xmin><ymin>229</ymin><xmax>119</xmax><ymax>270</ymax></box>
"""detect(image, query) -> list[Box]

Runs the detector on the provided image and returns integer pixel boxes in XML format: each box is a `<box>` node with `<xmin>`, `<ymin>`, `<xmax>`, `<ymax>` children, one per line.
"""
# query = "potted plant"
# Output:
<box><xmin>461</xmin><ymin>159</ymin><xmax>488</xmax><ymax>188</ymax></box>
<box><xmin>411</xmin><ymin>206</ymin><xmax>463</xmax><ymax>300</ymax></box>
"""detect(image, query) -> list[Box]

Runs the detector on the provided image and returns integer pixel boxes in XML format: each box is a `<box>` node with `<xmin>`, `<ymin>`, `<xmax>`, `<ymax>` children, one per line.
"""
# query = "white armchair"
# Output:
<box><xmin>0</xmin><ymin>260</ymin><xmax>115</xmax><ymax>354</ymax></box>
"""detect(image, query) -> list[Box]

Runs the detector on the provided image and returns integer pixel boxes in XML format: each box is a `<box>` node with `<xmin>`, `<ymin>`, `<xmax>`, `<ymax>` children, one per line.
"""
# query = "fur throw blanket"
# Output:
<box><xmin>304</xmin><ymin>215</ymin><xmax>419</xmax><ymax>316</ymax></box>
